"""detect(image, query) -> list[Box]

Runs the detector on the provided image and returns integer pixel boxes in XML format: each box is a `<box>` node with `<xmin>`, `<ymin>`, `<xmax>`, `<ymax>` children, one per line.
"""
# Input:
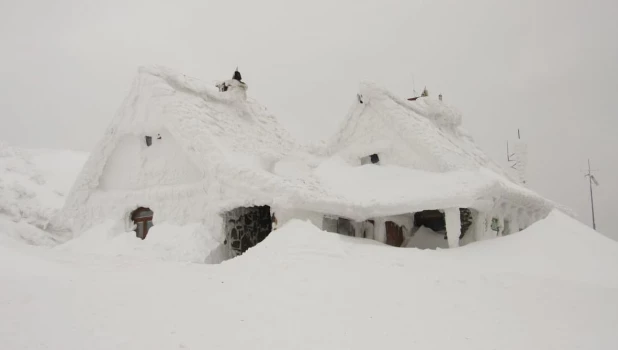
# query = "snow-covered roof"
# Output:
<box><xmin>330</xmin><ymin>83</ymin><xmax>514</xmax><ymax>177</ymax></box>
<box><xmin>62</xmin><ymin>66</ymin><xmax>301</xmax><ymax>218</ymax></box>
<box><xmin>273</xmin><ymin>158</ymin><xmax>556</xmax><ymax>222</ymax></box>
<box><xmin>118</xmin><ymin>66</ymin><xmax>298</xmax><ymax>170</ymax></box>
<box><xmin>303</xmin><ymin>82</ymin><xmax>558</xmax><ymax>219</ymax></box>
<box><xmin>62</xmin><ymin>66</ymin><xmax>558</xmax><ymax>227</ymax></box>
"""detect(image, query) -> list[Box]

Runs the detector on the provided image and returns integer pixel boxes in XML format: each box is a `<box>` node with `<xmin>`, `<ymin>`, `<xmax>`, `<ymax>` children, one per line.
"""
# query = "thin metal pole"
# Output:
<box><xmin>588</xmin><ymin>159</ymin><xmax>596</xmax><ymax>230</ymax></box>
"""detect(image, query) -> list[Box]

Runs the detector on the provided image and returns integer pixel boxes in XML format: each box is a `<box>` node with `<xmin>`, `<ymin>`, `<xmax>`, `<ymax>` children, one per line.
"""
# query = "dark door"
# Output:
<box><xmin>385</xmin><ymin>221</ymin><xmax>404</xmax><ymax>247</ymax></box>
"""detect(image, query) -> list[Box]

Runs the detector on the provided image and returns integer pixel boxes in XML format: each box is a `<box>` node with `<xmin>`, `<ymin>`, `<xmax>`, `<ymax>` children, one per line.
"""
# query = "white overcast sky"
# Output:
<box><xmin>1</xmin><ymin>0</ymin><xmax>616</xmax><ymax>239</ymax></box>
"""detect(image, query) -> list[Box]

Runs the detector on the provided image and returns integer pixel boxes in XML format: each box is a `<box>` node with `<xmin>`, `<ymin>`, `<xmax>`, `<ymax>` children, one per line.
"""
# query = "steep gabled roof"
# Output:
<box><xmin>329</xmin><ymin>83</ymin><xmax>514</xmax><ymax>179</ymax></box>
<box><xmin>61</xmin><ymin>66</ymin><xmax>302</xmax><ymax>222</ymax></box>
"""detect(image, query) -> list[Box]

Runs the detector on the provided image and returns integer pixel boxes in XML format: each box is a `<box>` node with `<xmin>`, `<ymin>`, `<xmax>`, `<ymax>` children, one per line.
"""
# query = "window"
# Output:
<box><xmin>145</xmin><ymin>136</ymin><xmax>152</xmax><ymax>147</ymax></box>
<box><xmin>322</xmin><ymin>216</ymin><xmax>338</xmax><ymax>233</ymax></box>
<box><xmin>337</xmin><ymin>217</ymin><xmax>355</xmax><ymax>236</ymax></box>
<box><xmin>131</xmin><ymin>207</ymin><xmax>154</xmax><ymax>239</ymax></box>
<box><xmin>491</xmin><ymin>218</ymin><xmax>501</xmax><ymax>233</ymax></box>
<box><xmin>322</xmin><ymin>216</ymin><xmax>355</xmax><ymax>236</ymax></box>
<box><xmin>361</xmin><ymin>153</ymin><xmax>380</xmax><ymax>165</ymax></box>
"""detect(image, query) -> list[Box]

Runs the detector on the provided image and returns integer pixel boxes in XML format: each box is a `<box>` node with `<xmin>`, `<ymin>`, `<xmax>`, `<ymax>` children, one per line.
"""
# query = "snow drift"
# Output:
<box><xmin>0</xmin><ymin>143</ymin><xmax>87</xmax><ymax>246</ymax></box>
<box><xmin>0</xmin><ymin>210</ymin><xmax>617</xmax><ymax>350</ymax></box>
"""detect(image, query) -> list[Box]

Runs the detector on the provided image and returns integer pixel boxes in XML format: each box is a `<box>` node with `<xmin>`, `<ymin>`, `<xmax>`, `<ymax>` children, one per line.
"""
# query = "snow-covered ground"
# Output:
<box><xmin>1</xmin><ymin>144</ymin><xmax>617</xmax><ymax>349</ymax></box>
<box><xmin>2</xmin><ymin>211</ymin><xmax>618</xmax><ymax>350</ymax></box>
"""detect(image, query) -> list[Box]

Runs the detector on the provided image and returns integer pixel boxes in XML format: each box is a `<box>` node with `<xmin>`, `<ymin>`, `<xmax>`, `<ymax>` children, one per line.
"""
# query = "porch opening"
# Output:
<box><xmin>131</xmin><ymin>207</ymin><xmax>153</xmax><ymax>240</ymax></box>
<box><xmin>413</xmin><ymin>208</ymin><xmax>473</xmax><ymax>238</ymax></box>
<box><xmin>224</xmin><ymin>205</ymin><xmax>273</xmax><ymax>257</ymax></box>
<box><xmin>414</xmin><ymin>210</ymin><xmax>446</xmax><ymax>233</ymax></box>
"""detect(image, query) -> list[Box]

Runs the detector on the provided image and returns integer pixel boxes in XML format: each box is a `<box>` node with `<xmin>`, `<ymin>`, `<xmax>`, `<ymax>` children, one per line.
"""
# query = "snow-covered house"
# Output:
<box><xmin>59</xmin><ymin>66</ymin><xmax>556</xmax><ymax>262</ymax></box>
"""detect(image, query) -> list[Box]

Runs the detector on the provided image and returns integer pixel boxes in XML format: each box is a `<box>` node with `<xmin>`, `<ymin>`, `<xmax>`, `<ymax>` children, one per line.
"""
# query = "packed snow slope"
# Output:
<box><xmin>0</xmin><ymin>143</ymin><xmax>87</xmax><ymax>246</ymax></box>
<box><xmin>1</xmin><ymin>211</ymin><xmax>617</xmax><ymax>350</ymax></box>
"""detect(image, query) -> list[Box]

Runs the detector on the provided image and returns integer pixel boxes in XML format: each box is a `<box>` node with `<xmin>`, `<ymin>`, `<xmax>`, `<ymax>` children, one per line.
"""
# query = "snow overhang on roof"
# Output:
<box><xmin>273</xmin><ymin>158</ymin><xmax>556</xmax><ymax>221</ymax></box>
<box><xmin>62</xmin><ymin>66</ymin><xmax>559</xmax><ymax>228</ymax></box>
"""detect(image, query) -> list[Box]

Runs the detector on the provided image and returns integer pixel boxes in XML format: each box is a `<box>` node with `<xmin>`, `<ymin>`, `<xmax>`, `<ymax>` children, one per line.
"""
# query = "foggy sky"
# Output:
<box><xmin>1</xmin><ymin>0</ymin><xmax>616</xmax><ymax>239</ymax></box>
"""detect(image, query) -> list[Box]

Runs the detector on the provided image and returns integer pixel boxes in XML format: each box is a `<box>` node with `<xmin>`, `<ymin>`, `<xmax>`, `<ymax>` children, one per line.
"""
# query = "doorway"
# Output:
<box><xmin>385</xmin><ymin>221</ymin><xmax>404</xmax><ymax>247</ymax></box>
<box><xmin>224</xmin><ymin>206</ymin><xmax>273</xmax><ymax>257</ymax></box>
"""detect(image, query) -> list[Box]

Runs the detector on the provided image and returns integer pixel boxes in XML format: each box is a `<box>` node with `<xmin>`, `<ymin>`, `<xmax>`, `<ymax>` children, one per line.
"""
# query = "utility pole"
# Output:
<box><xmin>585</xmin><ymin>159</ymin><xmax>599</xmax><ymax>230</ymax></box>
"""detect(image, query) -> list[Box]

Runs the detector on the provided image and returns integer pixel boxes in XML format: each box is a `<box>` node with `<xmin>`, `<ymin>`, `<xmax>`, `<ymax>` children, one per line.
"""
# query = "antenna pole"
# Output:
<box><xmin>587</xmin><ymin>159</ymin><xmax>597</xmax><ymax>230</ymax></box>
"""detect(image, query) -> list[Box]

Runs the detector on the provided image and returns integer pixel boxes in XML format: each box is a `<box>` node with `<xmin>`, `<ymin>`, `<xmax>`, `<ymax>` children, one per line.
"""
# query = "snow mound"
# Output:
<box><xmin>0</xmin><ymin>217</ymin><xmax>58</xmax><ymax>247</ymax></box>
<box><xmin>0</xmin><ymin>143</ymin><xmax>88</xmax><ymax>245</ymax></box>
<box><xmin>231</xmin><ymin>210</ymin><xmax>618</xmax><ymax>288</ymax></box>
<box><xmin>1</xmin><ymin>209</ymin><xmax>617</xmax><ymax>349</ymax></box>
<box><xmin>56</xmin><ymin>221</ymin><xmax>222</xmax><ymax>263</ymax></box>
<box><xmin>456</xmin><ymin>210</ymin><xmax>618</xmax><ymax>286</ymax></box>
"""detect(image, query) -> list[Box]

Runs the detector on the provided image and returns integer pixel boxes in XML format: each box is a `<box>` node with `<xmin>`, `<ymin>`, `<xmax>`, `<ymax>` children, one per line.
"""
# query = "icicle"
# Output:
<box><xmin>498</xmin><ymin>215</ymin><xmax>505</xmax><ymax>236</ymax></box>
<box><xmin>509</xmin><ymin>213</ymin><xmax>519</xmax><ymax>234</ymax></box>
<box><xmin>364</xmin><ymin>220</ymin><xmax>375</xmax><ymax>240</ymax></box>
<box><xmin>374</xmin><ymin>218</ymin><xmax>386</xmax><ymax>243</ymax></box>
<box><xmin>444</xmin><ymin>208</ymin><xmax>461</xmax><ymax>248</ymax></box>
<box><xmin>472</xmin><ymin>211</ymin><xmax>486</xmax><ymax>242</ymax></box>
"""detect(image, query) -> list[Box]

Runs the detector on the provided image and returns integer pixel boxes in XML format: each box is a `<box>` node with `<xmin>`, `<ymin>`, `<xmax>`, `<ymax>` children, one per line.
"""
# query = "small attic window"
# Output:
<box><xmin>145</xmin><ymin>136</ymin><xmax>152</xmax><ymax>147</ymax></box>
<box><xmin>361</xmin><ymin>153</ymin><xmax>380</xmax><ymax>165</ymax></box>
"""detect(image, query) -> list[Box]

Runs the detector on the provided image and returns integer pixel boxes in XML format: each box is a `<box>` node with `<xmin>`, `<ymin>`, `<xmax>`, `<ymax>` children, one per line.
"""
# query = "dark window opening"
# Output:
<box><xmin>322</xmin><ymin>216</ymin><xmax>356</xmax><ymax>237</ymax></box>
<box><xmin>361</xmin><ymin>153</ymin><xmax>380</xmax><ymax>165</ymax></box>
<box><xmin>145</xmin><ymin>136</ymin><xmax>152</xmax><ymax>146</ymax></box>
<box><xmin>131</xmin><ymin>207</ymin><xmax>153</xmax><ymax>239</ymax></box>
<box><xmin>414</xmin><ymin>208</ymin><xmax>473</xmax><ymax>239</ymax></box>
<box><xmin>224</xmin><ymin>206</ymin><xmax>273</xmax><ymax>257</ymax></box>
<box><xmin>414</xmin><ymin>210</ymin><xmax>446</xmax><ymax>233</ymax></box>
<box><xmin>459</xmin><ymin>208</ymin><xmax>473</xmax><ymax>237</ymax></box>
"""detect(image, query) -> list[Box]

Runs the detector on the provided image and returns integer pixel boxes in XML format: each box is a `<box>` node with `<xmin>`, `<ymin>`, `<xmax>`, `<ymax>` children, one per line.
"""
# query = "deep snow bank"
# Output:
<box><xmin>233</xmin><ymin>210</ymin><xmax>618</xmax><ymax>287</ymax></box>
<box><xmin>55</xmin><ymin>220</ymin><xmax>224</xmax><ymax>263</ymax></box>
<box><xmin>1</xmin><ymin>209</ymin><xmax>617</xmax><ymax>350</ymax></box>
<box><xmin>0</xmin><ymin>143</ymin><xmax>87</xmax><ymax>245</ymax></box>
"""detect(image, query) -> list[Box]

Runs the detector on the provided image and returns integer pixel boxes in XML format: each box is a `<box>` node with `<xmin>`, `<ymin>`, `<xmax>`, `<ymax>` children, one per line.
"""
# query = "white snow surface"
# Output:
<box><xmin>1</xmin><ymin>210</ymin><xmax>617</xmax><ymax>350</ymax></box>
<box><xmin>0</xmin><ymin>143</ymin><xmax>87</xmax><ymax>245</ymax></box>
<box><xmin>60</xmin><ymin>66</ymin><xmax>558</xmax><ymax>234</ymax></box>
<box><xmin>0</xmin><ymin>137</ymin><xmax>614</xmax><ymax>349</ymax></box>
